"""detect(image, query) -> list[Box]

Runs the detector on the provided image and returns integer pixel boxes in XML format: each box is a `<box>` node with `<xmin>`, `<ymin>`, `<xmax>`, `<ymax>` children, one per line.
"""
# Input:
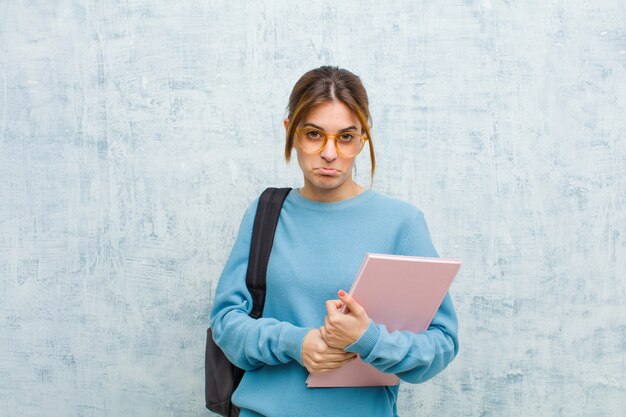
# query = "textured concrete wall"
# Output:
<box><xmin>1</xmin><ymin>1</ymin><xmax>624</xmax><ymax>416</ymax></box>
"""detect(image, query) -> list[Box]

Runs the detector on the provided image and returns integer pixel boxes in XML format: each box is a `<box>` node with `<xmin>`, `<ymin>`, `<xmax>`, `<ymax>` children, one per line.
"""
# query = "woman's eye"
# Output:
<box><xmin>340</xmin><ymin>133</ymin><xmax>355</xmax><ymax>141</ymax></box>
<box><xmin>307</xmin><ymin>130</ymin><xmax>322</xmax><ymax>139</ymax></box>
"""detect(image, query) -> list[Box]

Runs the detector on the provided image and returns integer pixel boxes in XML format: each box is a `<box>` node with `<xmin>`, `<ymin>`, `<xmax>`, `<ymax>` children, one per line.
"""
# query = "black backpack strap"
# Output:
<box><xmin>246</xmin><ymin>187</ymin><xmax>292</xmax><ymax>319</ymax></box>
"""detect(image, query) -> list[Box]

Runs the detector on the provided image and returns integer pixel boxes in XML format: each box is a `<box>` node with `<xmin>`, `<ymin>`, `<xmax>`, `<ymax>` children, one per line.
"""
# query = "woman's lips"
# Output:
<box><xmin>317</xmin><ymin>168</ymin><xmax>338</xmax><ymax>175</ymax></box>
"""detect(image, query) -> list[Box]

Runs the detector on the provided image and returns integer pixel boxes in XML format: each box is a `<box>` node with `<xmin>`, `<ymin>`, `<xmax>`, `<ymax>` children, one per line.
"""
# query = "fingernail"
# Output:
<box><xmin>339</xmin><ymin>290</ymin><xmax>346</xmax><ymax>297</ymax></box>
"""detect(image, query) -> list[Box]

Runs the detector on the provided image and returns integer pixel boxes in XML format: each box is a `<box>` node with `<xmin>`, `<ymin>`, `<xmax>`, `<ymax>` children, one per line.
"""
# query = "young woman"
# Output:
<box><xmin>210</xmin><ymin>66</ymin><xmax>459</xmax><ymax>417</ymax></box>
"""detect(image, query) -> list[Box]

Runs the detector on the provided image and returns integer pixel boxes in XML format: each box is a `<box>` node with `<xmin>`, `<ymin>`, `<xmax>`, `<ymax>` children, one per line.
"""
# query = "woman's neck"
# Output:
<box><xmin>299</xmin><ymin>180</ymin><xmax>366</xmax><ymax>203</ymax></box>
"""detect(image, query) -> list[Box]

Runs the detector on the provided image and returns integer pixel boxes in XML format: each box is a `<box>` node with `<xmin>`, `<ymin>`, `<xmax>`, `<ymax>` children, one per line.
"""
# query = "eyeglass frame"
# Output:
<box><xmin>293</xmin><ymin>127</ymin><xmax>369</xmax><ymax>158</ymax></box>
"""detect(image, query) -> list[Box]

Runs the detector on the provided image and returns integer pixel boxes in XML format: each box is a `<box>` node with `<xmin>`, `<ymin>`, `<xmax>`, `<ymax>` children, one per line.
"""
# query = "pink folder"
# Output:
<box><xmin>306</xmin><ymin>253</ymin><xmax>461</xmax><ymax>387</ymax></box>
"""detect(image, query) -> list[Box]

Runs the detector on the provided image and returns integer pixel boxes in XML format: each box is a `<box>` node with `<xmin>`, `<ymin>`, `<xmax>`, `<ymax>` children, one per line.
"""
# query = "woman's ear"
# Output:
<box><xmin>284</xmin><ymin>118</ymin><xmax>295</xmax><ymax>149</ymax></box>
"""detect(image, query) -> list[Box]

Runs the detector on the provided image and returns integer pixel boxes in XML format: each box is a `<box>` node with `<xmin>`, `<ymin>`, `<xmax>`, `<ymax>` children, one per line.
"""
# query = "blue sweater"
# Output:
<box><xmin>209</xmin><ymin>188</ymin><xmax>459</xmax><ymax>417</ymax></box>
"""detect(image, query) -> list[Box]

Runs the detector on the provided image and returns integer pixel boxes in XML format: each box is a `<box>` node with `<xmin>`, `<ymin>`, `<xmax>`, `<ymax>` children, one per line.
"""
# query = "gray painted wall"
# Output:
<box><xmin>1</xmin><ymin>1</ymin><xmax>624</xmax><ymax>416</ymax></box>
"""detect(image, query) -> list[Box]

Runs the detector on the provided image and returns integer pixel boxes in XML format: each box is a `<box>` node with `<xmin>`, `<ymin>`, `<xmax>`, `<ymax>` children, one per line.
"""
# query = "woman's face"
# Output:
<box><xmin>284</xmin><ymin>101</ymin><xmax>363</xmax><ymax>202</ymax></box>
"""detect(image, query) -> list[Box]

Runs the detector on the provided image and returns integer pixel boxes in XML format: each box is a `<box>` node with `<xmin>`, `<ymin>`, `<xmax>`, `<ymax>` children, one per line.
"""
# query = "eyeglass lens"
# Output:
<box><xmin>297</xmin><ymin>128</ymin><xmax>364</xmax><ymax>156</ymax></box>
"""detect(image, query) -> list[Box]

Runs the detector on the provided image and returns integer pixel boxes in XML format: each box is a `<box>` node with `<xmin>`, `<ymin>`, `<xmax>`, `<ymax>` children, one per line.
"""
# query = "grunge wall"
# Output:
<box><xmin>0</xmin><ymin>1</ymin><xmax>624</xmax><ymax>416</ymax></box>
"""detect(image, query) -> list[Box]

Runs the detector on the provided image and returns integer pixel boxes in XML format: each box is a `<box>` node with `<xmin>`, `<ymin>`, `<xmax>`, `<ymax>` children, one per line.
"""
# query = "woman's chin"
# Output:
<box><xmin>310</xmin><ymin>176</ymin><xmax>343</xmax><ymax>189</ymax></box>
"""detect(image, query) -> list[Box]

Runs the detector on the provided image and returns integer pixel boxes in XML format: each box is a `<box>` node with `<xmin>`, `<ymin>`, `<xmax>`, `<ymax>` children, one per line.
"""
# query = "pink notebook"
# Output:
<box><xmin>306</xmin><ymin>253</ymin><xmax>461</xmax><ymax>388</ymax></box>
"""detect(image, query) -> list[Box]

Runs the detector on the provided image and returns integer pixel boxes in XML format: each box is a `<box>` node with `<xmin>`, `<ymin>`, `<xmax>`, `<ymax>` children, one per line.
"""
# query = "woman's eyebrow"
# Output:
<box><xmin>302</xmin><ymin>122</ymin><xmax>358</xmax><ymax>132</ymax></box>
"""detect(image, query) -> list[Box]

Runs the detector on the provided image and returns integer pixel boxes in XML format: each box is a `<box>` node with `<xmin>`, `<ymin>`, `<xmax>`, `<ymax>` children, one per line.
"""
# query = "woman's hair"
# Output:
<box><xmin>284</xmin><ymin>65</ymin><xmax>376</xmax><ymax>187</ymax></box>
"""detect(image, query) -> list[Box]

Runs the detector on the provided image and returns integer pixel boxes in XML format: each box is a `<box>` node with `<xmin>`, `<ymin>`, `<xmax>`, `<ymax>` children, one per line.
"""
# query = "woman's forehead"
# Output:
<box><xmin>302</xmin><ymin>101</ymin><xmax>360</xmax><ymax>129</ymax></box>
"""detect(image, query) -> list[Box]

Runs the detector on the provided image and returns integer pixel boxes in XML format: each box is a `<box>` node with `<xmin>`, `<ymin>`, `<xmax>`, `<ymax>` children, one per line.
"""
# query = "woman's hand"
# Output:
<box><xmin>320</xmin><ymin>290</ymin><xmax>371</xmax><ymax>349</ymax></box>
<box><xmin>301</xmin><ymin>328</ymin><xmax>357</xmax><ymax>374</ymax></box>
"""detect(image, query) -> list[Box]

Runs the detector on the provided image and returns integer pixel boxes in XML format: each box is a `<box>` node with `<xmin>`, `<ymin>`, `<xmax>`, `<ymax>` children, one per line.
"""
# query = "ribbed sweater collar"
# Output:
<box><xmin>288</xmin><ymin>187</ymin><xmax>376</xmax><ymax>211</ymax></box>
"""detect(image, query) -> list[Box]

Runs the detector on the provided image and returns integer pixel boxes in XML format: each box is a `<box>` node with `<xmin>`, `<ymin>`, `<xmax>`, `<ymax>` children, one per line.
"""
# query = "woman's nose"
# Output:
<box><xmin>320</xmin><ymin>138</ymin><xmax>338</xmax><ymax>160</ymax></box>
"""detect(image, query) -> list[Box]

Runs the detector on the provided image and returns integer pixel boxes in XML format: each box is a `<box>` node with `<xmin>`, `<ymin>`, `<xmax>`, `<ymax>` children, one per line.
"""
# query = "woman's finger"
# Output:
<box><xmin>324</xmin><ymin>316</ymin><xmax>335</xmax><ymax>333</ymax></box>
<box><xmin>322</xmin><ymin>352</ymin><xmax>356</xmax><ymax>362</ymax></box>
<box><xmin>325</xmin><ymin>299</ymin><xmax>342</xmax><ymax>317</ymax></box>
<box><xmin>325</xmin><ymin>355</ymin><xmax>357</xmax><ymax>370</ymax></box>
<box><xmin>338</xmin><ymin>290</ymin><xmax>365</xmax><ymax>317</ymax></box>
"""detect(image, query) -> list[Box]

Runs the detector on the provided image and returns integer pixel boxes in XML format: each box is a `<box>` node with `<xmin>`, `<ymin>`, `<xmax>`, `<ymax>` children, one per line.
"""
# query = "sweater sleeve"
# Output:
<box><xmin>343</xmin><ymin>210</ymin><xmax>459</xmax><ymax>384</ymax></box>
<box><xmin>209</xmin><ymin>196</ymin><xmax>313</xmax><ymax>371</ymax></box>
